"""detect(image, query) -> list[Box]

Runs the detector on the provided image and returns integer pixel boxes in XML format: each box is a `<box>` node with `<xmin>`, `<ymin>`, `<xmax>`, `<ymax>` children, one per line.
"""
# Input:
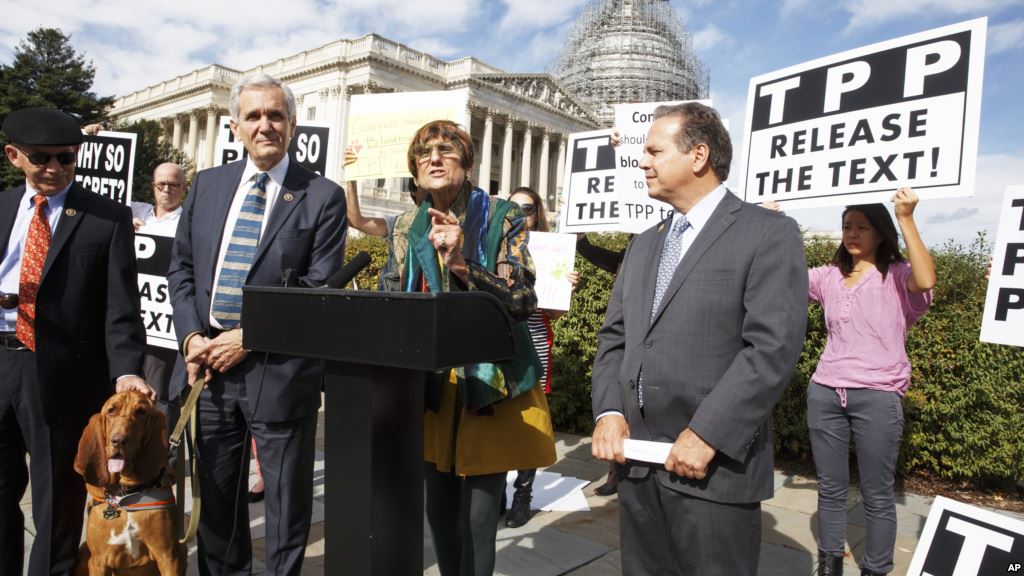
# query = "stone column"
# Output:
<box><xmin>519</xmin><ymin>123</ymin><xmax>533</xmax><ymax>189</ymax></box>
<box><xmin>479</xmin><ymin>109</ymin><xmax>494</xmax><ymax>192</ymax></box>
<box><xmin>186</xmin><ymin>110</ymin><xmax>200</xmax><ymax>163</ymax></box>
<box><xmin>538</xmin><ymin>128</ymin><xmax>551</xmax><ymax>206</ymax></box>
<box><xmin>555</xmin><ymin>134</ymin><xmax>567</xmax><ymax>204</ymax></box>
<box><xmin>500</xmin><ymin>116</ymin><xmax>516</xmax><ymax>198</ymax></box>
<box><xmin>203</xmin><ymin>106</ymin><xmax>219</xmax><ymax>170</ymax></box>
<box><xmin>171</xmin><ymin>114</ymin><xmax>185</xmax><ymax>151</ymax></box>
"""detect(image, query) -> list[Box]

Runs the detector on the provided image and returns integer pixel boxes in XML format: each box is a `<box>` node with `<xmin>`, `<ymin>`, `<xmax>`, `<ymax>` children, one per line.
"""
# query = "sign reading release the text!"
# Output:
<box><xmin>559</xmin><ymin>129</ymin><xmax>617</xmax><ymax>234</ymax></box>
<box><xmin>907</xmin><ymin>496</ymin><xmax>1024</xmax><ymax>576</ymax></box>
<box><xmin>740</xmin><ymin>18</ymin><xmax>986</xmax><ymax>209</ymax></box>
<box><xmin>980</xmin><ymin>185</ymin><xmax>1024</xmax><ymax>348</ymax></box>
<box><xmin>134</xmin><ymin>231</ymin><xmax>176</xmax><ymax>351</ymax></box>
<box><xmin>75</xmin><ymin>130</ymin><xmax>137</xmax><ymax>205</ymax></box>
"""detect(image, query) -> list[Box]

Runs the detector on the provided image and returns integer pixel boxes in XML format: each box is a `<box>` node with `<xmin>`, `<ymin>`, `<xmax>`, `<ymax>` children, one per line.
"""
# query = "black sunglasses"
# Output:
<box><xmin>16</xmin><ymin>147</ymin><xmax>77</xmax><ymax>166</ymax></box>
<box><xmin>0</xmin><ymin>292</ymin><xmax>18</xmax><ymax>310</ymax></box>
<box><xmin>518</xmin><ymin>202</ymin><xmax>537</xmax><ymax>216</ymax></box>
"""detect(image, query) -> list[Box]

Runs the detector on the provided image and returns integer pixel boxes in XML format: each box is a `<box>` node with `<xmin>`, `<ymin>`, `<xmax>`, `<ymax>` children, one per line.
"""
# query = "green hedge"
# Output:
<box><xmin>345</xmin><ymin>231</ymin><xmax>1024</xmax><ymax>485</ymax></box>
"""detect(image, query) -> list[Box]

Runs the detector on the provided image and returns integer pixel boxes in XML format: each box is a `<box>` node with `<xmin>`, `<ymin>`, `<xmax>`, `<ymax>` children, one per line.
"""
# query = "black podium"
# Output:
<box><xmin>242</xmin><ymin>287</ymin><xmax>515</xmax><ymax>575</ymax></box>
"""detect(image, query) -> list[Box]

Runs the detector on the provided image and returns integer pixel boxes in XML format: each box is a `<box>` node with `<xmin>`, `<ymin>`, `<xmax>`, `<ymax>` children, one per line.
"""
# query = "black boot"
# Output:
<box><xmin>594</xmin><ymin>466</ymin><xmax>618</xmax><ymax>496</ymax></box>
<box><xmin>505</xmin><ymin>469</ymin><xmax>535</xmax><ymax>528</ymax></box>
<box><xmin>817</xmin><ymin>552</ymin><xmax>843</xmax><ymax>576</ymax></box>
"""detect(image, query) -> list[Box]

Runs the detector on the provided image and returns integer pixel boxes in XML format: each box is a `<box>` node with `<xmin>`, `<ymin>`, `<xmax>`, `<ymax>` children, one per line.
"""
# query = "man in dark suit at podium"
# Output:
<box><xmin>167</xmin><ymin>73</ymin><xmax>346</xmax><ymax>575</ymax></box>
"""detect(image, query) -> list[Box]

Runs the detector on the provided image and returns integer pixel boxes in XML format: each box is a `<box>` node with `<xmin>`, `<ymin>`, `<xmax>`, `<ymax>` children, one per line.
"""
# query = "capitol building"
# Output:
<box><xmin>109</xmin><ymin>0</ymin><xmax>707</xmax><ymax>221</ymax></box>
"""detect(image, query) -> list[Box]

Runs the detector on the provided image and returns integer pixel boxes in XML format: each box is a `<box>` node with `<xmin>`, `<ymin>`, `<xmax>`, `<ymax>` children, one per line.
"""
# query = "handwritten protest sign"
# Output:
<box><xmin>528</xmin><ymin>232</ymin><xmax>577</xmax><ymax>311</ymax></box>
<box><xmin>558</xmin><ymin>129</ymin><xmax>617</xmax><ymax>233</ymax></box>
<box><xmin>134</xmin><ymin>231</ymin><xmax>176</xmax><ymax>350</ymax></box>
<box><xmin>345</xmin><ymin>90</ymin><xmax>469</xmax><ymax>180</ymax></box>
<box><xmin>214</xmin><ymin>116</ymin><xmax>332</xmax><ymax>175</ymax></box>
<box><xmin>75</xmin><ymin>130</ymin><xmax>137</xmax><ymax>205</ymax></box>
<box><xmin>980</xmin><ymin>185</ymin><xmax>1024</xmax><ymax>348</ymax></box>
<box><xmin>740</xmin><ymin>18</ymin><xmax>986</xmax><ymax>209</ymax></box>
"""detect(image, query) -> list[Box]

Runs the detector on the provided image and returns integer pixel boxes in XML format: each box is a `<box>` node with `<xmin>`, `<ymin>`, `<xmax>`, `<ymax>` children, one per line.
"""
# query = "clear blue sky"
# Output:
<box><xmin>2</xmin><ymin>0</ymin><xmax>1021</xmax><ymax>245</ymax></box>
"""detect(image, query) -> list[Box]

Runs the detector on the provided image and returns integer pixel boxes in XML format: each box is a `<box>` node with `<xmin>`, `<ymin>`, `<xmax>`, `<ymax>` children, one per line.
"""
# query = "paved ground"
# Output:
<box><xmin>21</xmin><ymin>405</ymin><xmax>1024</xmax><ymax>574</ymax></box>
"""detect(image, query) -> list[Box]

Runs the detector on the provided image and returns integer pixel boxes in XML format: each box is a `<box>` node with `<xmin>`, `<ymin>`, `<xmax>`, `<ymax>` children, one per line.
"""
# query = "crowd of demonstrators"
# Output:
<box><xmin>2</xmin><ymin>75</ymin><xmax>947</xmax><ymax>576</ymax></box>
<box><xmin>388</xmin><ymin>120</ymin><xmax>556</xmax><ymax>576</ymax></box>
<box><xmin>770</xmin><ymin>189</ymin><xmax>936</xmax><ymax>576</ymax></box>
<box><xmin>504</xmin><ymin>186</ymin><xmax>579</xmax><ymax>529</ymax></box>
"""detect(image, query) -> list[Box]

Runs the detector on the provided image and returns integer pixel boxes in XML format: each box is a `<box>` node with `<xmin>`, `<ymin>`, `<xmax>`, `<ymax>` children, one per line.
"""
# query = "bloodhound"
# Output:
<box><xmin>73</xmin><ymin>390</ymin><xmax>186</xmax><ymax>575</ymax></box>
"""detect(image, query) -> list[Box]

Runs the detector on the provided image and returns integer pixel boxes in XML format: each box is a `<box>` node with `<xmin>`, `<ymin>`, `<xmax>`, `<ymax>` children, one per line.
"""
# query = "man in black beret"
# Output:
<box><xmin>0</xmin><ymin>107</ymin><xmax>153</xmax><ymax>576</ymax></box>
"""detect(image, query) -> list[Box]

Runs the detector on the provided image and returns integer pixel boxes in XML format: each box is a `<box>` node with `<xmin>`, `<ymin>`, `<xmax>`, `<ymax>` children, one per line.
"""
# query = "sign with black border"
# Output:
<box><xmin>907</xmin><ymin>495</ymin><xmax>1024</xmax><ymax>575</ymax></box>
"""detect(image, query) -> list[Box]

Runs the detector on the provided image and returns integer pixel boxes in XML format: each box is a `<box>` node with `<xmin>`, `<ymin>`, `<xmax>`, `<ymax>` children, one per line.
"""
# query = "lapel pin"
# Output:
<box><xmin>283</xmin><ymin>193</ymin><xmax>294</xmax><ymax>202</ymax></box>
<box><xmin>657</xmin><ymin>223</ymin><xmax>665</xmax><ymax>232</ymax></box>
<box><xmin>65</xmin><ymin>208</ymin><xmax>77</xmax><ymax>217</ymax></box>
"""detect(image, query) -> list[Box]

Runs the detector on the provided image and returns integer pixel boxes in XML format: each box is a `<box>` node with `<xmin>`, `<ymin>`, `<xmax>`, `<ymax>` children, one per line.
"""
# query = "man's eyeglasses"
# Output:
<box><xmin>518</xmin><ymin>203</ymin><xmax>537</xmax><ymax>216</ymax></box>
<box><xmin>16</xmin><ymin>147</ymin><xmax>77</xmax><ymax>166</ymax></box>
<box><xmin>154</xmin><ymin>181</ymin><xmax>183</xmax><ymax>190</ymax></box>
<box><xmin>413</xmin><ymin>141</ymin><xmax>462</xmax><ymax>162</ymax></box>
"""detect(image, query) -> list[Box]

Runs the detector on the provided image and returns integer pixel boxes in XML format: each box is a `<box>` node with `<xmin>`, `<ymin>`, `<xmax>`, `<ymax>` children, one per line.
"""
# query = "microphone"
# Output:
<box><xmin>324</xmin><ymin>251</ymin><xmax>371</xmax><ymax>289</ymax></box>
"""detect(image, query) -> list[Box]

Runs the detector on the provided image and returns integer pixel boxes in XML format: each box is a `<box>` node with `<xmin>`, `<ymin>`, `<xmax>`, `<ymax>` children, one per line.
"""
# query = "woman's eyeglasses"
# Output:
<box><xmin>518</xmin><ymin>203</ymin><xmax>537</xmax><ymax>216</ymax></box>
<box><xmin>413</xmin><ymin>141</ymin><xmax>462</xmax><ymax>162</ymax></box>
<box><xmin>16</xmin><ymin>147</ymin><xmax>77</xmax><ymax>166</ymax></box>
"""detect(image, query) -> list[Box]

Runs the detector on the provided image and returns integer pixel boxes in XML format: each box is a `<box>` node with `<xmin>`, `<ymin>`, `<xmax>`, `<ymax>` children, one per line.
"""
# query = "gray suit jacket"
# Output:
<box><xmin>591</xmin><ymin>190</ymin><xmax>807</xmax><ymax>504</ymax></box>
<box><xmin>167</xmin><ymin>160</ymin><xmax>347</xmax><ymax>421</ymax></box>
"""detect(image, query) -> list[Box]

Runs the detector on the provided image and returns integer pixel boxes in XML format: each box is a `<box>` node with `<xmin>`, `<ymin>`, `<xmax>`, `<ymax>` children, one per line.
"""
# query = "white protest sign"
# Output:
<box><xmin>740</xmin><ymin>18</ymin><xmax>986</xmax><ymax>209</ymax></box>
<box><xmin>75</xmin><ymin>130</ymin><xmax>137</xmax><ymax>205</ymax></box>
<box><xmin>558</xmin><ymin>129</ymin><xmax>618</xmax><ymax>233</ymax></box>
<box><xmin>980</xmin><ymin>185</ymin><xmax>1024</xmax><ymax>347</ymax></box>
<box><xmin>214</xmin><ymin>116</ymin><xmax>333</xmax><ymax>175</ymax></box>
<box><xmin>134</xmin><ymin>231</ymin><xmax>177</xmax><ymax>350</ymax></box>
<box><xmin>528</xmin><ymin>232</ymin><xmax>577</xmax><ymax>311</ymax></box>
<box><xmin>907</xmin><ymin>496</ymin><xmax>1024</xmax><ymax>575</ymax></box>
<box><xmin>345</xmin><ymin>90</ymin><xmax>469</xmax><ymax>180</ymax></box>
<box><xmin>613</xmin><ymin>101</ymin><xmax>713</xmax><ymax>233</ymax></box>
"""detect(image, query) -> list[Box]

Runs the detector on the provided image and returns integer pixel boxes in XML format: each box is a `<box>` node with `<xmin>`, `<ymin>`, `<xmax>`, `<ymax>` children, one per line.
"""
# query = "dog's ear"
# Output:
<box><xmin>75</xmin><ymin>413</ymin><xmax>110</xmax><ymax>487</ymax></box>
<box><xmin>131</xmin><ymin>405</ymin><xmax>169</xmax><ymax>485</ymax></box>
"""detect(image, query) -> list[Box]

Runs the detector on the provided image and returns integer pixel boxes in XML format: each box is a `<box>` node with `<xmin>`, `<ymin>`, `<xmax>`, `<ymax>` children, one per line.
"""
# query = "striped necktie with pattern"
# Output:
<box><xmin>16</xmin><ymin>194</ymin><xmax>51</xmax><ymax>351</ymax></box>
<box><xmin>211</xmin><ymin>172</ymin><xmax>269</xmax><ymax>329</ymax></box>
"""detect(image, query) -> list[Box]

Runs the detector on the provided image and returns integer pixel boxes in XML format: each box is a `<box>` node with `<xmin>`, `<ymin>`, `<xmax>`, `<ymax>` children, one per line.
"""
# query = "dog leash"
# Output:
<box><xmin>169</xmin><ymin>376</ymin><xmax>205</xmax><ymax>545</ymax></box>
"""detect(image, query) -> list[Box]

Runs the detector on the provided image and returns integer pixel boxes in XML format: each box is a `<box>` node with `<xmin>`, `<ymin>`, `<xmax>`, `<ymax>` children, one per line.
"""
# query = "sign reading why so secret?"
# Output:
<box><xmin>75</xmin><ymin>130</ymin><xmax>137</xmax><ymax>205</ymax></box>
<box><xmin>740</xmin><ymin>18</ymin><xmax>986</xmax><ymax>209</ymax></box>
<box><xmin>214</xmin><ymin>116</ymin><xmax>332</xmax><ymax>176</ymax></box>
<box><xmin>980</xmin><ymin>185</ymin><xmax>1024</xmax><ymax>348</ymax></box>
<box><xmin>907</xmin><ymin>496</ymin><xmax>1024</xmax><ymax>576</ymax></box>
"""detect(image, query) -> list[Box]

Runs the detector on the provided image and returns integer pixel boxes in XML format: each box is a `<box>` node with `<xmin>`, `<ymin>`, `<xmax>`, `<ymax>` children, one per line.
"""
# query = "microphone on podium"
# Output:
<box><xmin>324</xmin><ymin>251</ymin><xmax>372</xmax><ymax>289</ymax></box>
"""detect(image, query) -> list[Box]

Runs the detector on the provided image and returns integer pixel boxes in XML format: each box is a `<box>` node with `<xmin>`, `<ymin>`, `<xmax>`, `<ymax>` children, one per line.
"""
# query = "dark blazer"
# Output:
<box><xmin>167</xmin><ymin>160</ymin><xmax>347</xmax><ymax>422</ymax></box>
<box><xmin>591</xmin><ymin>190</ymin><xmax>807</xmax><ymax>504</ymax></box>
<box><xmin>0</xmin><ymin>183</ymin><xmax>146</xmax><ymax>425</ymax></box>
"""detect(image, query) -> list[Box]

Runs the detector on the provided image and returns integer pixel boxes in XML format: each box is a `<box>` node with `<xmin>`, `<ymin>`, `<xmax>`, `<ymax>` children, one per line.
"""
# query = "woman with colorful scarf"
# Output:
<box><xmin>389</xmin><ymin>120</ymin><xmax>556</xmax><ymax>576</ymax></box>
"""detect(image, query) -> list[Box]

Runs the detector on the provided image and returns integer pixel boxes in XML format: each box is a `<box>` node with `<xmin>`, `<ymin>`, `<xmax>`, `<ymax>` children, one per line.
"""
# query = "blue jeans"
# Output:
<box><xmin>807</xmin><ymin>382</ymin><xmax>904</xmax><ymax>574</ymax></box>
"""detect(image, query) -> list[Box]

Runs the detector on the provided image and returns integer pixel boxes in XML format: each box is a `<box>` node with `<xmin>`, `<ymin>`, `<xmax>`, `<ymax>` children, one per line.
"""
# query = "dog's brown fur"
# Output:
<box><xmin>73</xmin><ymin>390</ymin><xmax>185</xmax><ymax>575</ymax></box>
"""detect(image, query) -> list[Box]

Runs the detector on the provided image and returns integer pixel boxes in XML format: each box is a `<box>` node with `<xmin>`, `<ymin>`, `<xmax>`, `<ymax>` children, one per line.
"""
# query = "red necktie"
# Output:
<box><xmin>17</xmin><ymin>195</ymin><xmax>51</xmax><ymax>351</ymax></box>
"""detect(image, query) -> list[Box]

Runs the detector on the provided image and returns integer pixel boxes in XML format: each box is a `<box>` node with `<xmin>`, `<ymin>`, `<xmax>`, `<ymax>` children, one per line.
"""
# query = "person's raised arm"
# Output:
<box><xmin>892</xmin><ymin>187</ymin><xmax>936</xmax><ymax>293</ymax></box>
<box><xmin>343</xmin><ymin>147</ymin><xmax>389</xmax><ymax>238</ymax></box>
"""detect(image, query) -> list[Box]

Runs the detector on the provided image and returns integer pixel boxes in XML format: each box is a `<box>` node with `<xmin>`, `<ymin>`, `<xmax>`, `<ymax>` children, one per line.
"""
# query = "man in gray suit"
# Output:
<box><xmin>167</xmin><ymin>73</ymin><xmax>346</xmax><ymax>575</ymax></box>
<box><xmin>590</xmin><ymin>102</ymin><xmax>807</xmax><ymax>575</ymax></box>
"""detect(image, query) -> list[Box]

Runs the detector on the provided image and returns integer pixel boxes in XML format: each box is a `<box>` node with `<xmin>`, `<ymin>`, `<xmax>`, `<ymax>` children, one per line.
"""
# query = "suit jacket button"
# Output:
<box><xmin>629</xmin><ymin>380</ymin><xmax>635</xmax><ymax>389</ymax></box>
<box><xmin>643</xmin><ymin>340</ymin><xmax>652</xmax><ymax>348</ymax></box>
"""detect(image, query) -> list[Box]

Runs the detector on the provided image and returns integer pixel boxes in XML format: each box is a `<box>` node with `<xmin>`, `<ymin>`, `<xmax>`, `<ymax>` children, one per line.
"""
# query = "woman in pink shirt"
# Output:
<box><xmin>805</xmin><ymin>188</ymin><xmax>936</xmax><ymax>576</ymax></box>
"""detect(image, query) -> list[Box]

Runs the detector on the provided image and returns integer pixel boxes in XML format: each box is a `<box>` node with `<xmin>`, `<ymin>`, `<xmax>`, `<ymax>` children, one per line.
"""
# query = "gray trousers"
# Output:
<box><xmin>807</xmin><ymin>382</ymin><xmax>904</xmax><ymax>574</ymax></box>
<box><xmin>424</xmin><ymin>464</ymin><xmax>506</xmax><ymax>576</ymax></box>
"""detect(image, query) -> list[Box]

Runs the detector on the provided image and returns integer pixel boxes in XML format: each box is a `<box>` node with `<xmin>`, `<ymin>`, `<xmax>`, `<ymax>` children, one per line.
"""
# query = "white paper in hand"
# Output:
<box><xmin>623</xmin><ymin>439</ymin><xmax>672</xmax><ymax>464</ymax></box>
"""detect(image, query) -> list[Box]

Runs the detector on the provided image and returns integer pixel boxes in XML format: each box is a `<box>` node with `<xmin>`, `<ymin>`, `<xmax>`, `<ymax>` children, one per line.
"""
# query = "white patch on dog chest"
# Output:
<box><xmin>107</xmin><ymin>513</ymin><xmax>141</xmax><ymax>559</ymax></box>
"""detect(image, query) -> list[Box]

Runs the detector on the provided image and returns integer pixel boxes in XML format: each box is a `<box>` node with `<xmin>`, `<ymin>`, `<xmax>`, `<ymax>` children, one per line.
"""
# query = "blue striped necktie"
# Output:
<box><xmin>211</xmin><ymin>172</ymin><xmax>269</xmax><ymax>328</ymax></box>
